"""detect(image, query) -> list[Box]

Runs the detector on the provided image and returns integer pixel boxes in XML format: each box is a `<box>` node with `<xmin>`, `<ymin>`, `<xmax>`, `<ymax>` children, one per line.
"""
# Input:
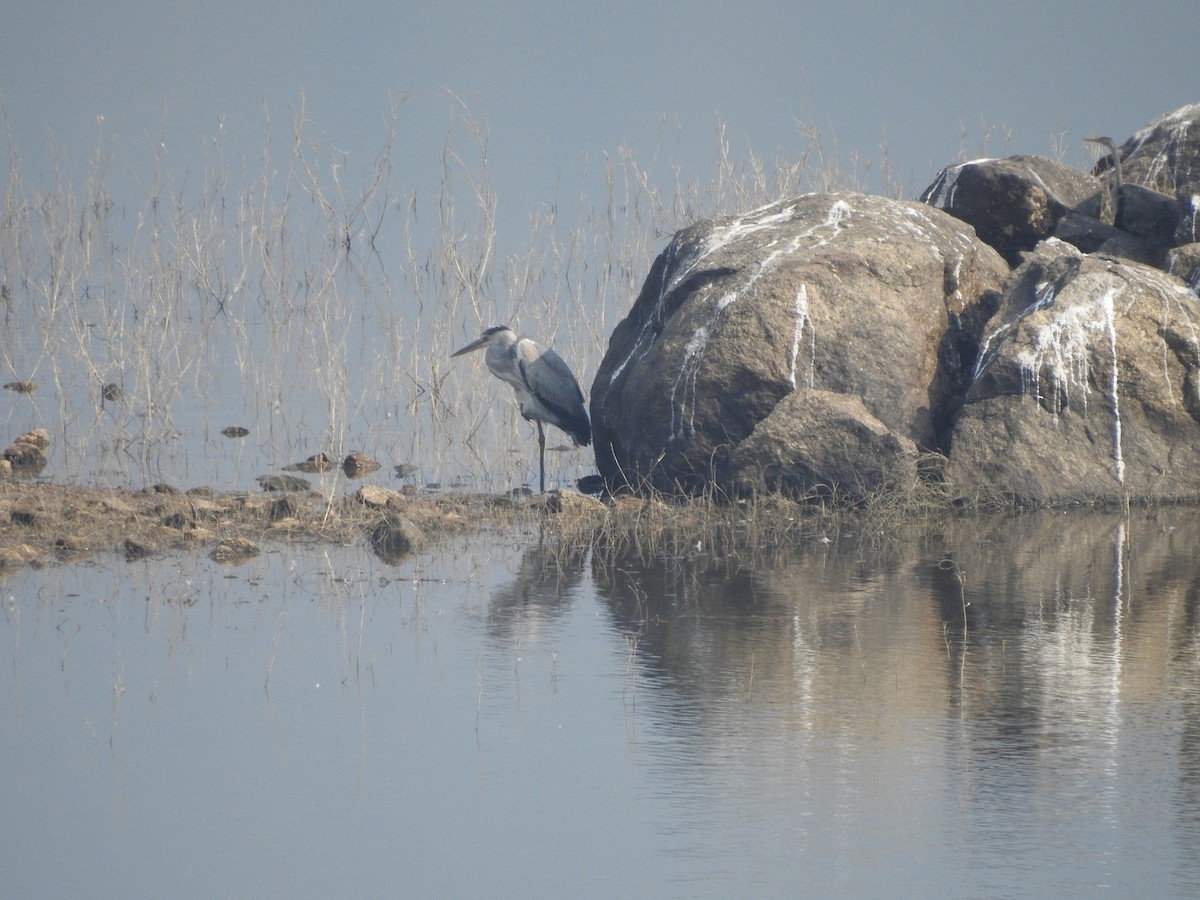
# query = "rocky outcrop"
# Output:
<box><xmin>1107</xmin><ymin>102</ymin><xmax>1200</xmax><ymax>199</ymax></box>
<box><xmin>593</xmin><ymin>103</ymin><xmax>1200</xmax><ymax>506</ymax></box>
<box><xmin>925</xmin><ymin>105</ymin><xmax>1200</xmax><ymax>268</ymax></box>
<box><xmin>1108</xmin><ymin>104</ymin><xmax>1200</xmax><ymax>247</ymax></box>
<box><xmin>920</xmin><ymin>155</ymin><xmax>1099</xmax><ymax>265</ymax></box>
<box><xmin>946</xmin><ymin>244</ymin><xmax>1200</xmax><ymax>504</ymax></box>
<box><xmin>590</xmin><ymin>192</ymin><xmax>1008</xmax><ymax>496</ymax></box>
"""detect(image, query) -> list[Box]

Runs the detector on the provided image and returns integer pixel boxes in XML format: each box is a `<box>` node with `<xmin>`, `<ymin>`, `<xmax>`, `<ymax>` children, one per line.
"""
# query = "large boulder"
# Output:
<box><xmin>947</xmin><ymin>242</ymin><xmax>1200</xmax><ymax>504</ymax></box>
<box><xmin>1109</xmin><ymin>102</ymin><xmax>1200</xmax><ymax>198</ymax></box>
<box><xmin>727</xmin><ymin>389</ymin><xmax>920</xmax><ymax>500</ymax></box>
<box><xmin>590</xmin><ymin>192</ymin><xmax>1009</xmax><ymax>495</ymax></box>
<box><xmin>920</xmin><ymin>155</ymin><xmax>1100</xmax><ymax>265</ymax></box>
<box><xmin>920</xmin><ymin>105</ymin><xmax>1200</xmax><ymax>268</ymax></box>
<box><xmin>1089</xmin><ymin>104</ymin><xmax>1200</xmax><ymax>247</ymax></box>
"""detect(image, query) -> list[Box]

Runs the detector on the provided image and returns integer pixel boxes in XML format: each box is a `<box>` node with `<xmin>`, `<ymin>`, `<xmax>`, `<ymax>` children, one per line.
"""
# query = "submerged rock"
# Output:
<box><xmin>369</xmin><ymin>515</ymin><xmax>425</xmax><ymax>563</ymax></box>
<box><xmin>284</xmin><ymin>452</ymin><xmax>335</xmax><ymax>474</ymax></box>
<box><xmin>342</xmin><ymin>452</ymin><xmax>381</xmax><ymax>479</ymax></box>
<box><xmin>210</xmin><ymin>536</ymin><xmax>261</xmax><ymax>564</ymax></box>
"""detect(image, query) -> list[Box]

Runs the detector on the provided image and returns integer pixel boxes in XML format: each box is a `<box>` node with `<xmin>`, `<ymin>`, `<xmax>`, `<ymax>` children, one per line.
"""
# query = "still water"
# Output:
<box><xmin>3</xmin><ymin>505</ymin><xmax>1199</xmax><ymax>898</ymax></box>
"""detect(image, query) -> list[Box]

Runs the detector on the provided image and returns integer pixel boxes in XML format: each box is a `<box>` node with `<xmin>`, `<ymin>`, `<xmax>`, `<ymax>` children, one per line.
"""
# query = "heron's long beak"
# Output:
<box><xmin>451</xmin><ymin>337</ymin><xmax>487</xmax><ymax>357</ymax></box>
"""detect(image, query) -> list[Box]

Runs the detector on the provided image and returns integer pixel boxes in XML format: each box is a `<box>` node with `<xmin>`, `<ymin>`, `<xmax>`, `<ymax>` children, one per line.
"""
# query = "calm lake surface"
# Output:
<box><xmin>3</xmin><ymin>504</ymin><xmax>1200</xmax><ymax>899</ymax></box>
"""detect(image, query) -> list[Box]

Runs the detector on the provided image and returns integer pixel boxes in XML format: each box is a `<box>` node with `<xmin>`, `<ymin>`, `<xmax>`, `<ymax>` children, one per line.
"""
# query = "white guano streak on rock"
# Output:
<box><xmin>607</xmin><ymin>241</ymin><xmax>687</xmax><ymax>386</ymax></box>
<box><xmin>789</xmin><ymin>285</ymin><xmax>812</xmax><ymax>389</ymax></box>
<box><xmin>1013</xmin><ymin>284</ymin><xmax>1126</xmax><ymax>483</ymax></box>
<box><xmin>668</xmin><ymin>318</ymin><xmax>706</xmax><ymax>440</ymax></box>
<box><xmin>668</xmin><ymin>200</ymin><xmax>849</xmax><ymax>439</ymax></box>
<box><xmin>923</xmin><ymin>159</ymin><xmax>996</xmax><ymax>209</ymax></box>
<box><xmin>974</xmin><ymin>281</ymin><xmax>1059</xmax><ymax>387</ymax></box>
<box><xmin>1148</xmin><ymin>277</ymin><xmax>1200</xmax><ymax>403</ymax></box>
<box><xmin>924</xmin><ymin>165</ymin><xmax>960</xmax><ymax>209</ymax></box>
<box><xmin>1127</xmin><ymin>105</ymin><xmax>1200</xmax><ymax>181</ymax></box>
<box><xmin>608</xmin><ymin>202</ymin><xmax>804</xmax><ymax>389</ymax></box>
<box><xmin>1101</xmin><ymin>289</ymin><xmax>1125</xmax><ymax>485</ymax></box>
<box><xmin>1182</xmin><ymin>195</ymin><xmax>1200</xmax><ymax>248</ymax></box>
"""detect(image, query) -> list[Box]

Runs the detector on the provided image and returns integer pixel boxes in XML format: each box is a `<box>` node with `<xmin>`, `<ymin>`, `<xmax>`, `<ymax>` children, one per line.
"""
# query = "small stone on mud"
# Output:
<box><xmin>53</xmin><ymin>535</ymin><xmax>90</xmax><ymax>557</ymax></box>
<box><xmin>257</xmin><ymin>474</ymin><xmax>311</xmax><ymax>492</ymax></box>
<box><xmin>355</xmin><ymin>484</ymin><xmax>402</xmax><ymax>509</ymax></box>
<box><xmin>10</xmin><ymin>508</ymin><xmax>39</xmax><ymax>527</ymax></box>
<box><xmin>124</xmin><ymin>537</ymin><xmax>156</xmax><ymax>560</ymax></box>
<box><xmin>536</xmin><ymin>490</ymin><xmax>609</xmax><ymax>516</ymax></box>
<box><xmin>162</xmin><ymin>511</ymin><xmax>194</xmax><ymax>530</ymax></box>
<box><xmin>576</xmin><ymin>474</ymin><xmax>605</xmax><ymax>495</ymax></box>
<box><xmin>267</xmin><ymin>494</ymin><xmax>304</xmax><ymax>521</ymax></box>
<box><xmin>0</xmin><ymin>543</ymin><xmax>42</xmax><ymax>568</ymax></box>
<box><xmin>11</xmin><ymin>429</ymin><xmax>49</xmax><ymax>452</ymax></box>
<box><xmin>123</xmin><ymin>525</ymin><xmax>184</xmax><ymax>560</ymax></box>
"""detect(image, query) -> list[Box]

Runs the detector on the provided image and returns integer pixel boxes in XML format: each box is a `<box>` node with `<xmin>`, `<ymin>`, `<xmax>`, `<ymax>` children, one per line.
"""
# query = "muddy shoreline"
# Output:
<box><xmin>0</xmin><ymin>481</ymin><xmax>518</xmax><ymax>570</ymax></box>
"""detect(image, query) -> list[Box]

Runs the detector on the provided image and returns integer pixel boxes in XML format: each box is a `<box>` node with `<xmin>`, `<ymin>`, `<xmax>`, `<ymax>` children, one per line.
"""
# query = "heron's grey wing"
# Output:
<box><xmin>516</xmin><ymin>339</ymin><xmax>591</xmax><ymax>445</ymax></box>
<box><xmin>517</xmin><ymin>339</ymin><xmax>586</xmax><ymax>411</ymax></box>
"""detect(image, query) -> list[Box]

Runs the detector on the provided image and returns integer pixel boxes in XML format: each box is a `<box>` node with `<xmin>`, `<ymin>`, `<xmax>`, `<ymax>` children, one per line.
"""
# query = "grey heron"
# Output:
<box><xmin>452</xmin><ymin>325</ymin><xmax>591</xmax><ymax>493</ymax></box>
<box><xmin>1085</xmin><ymin>136</ymin><xmax>1123</xmax><ymax>227</ymax></box>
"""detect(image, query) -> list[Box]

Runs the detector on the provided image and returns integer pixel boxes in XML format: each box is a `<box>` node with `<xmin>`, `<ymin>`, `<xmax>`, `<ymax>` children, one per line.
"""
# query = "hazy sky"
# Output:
<box><xmin>2</xmin><ymin>1</ymin><xmax>1197</xmax><ymax>246</ymax></box>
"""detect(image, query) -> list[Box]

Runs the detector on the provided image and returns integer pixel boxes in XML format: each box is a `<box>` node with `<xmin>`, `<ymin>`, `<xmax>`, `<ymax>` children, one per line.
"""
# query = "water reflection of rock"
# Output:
<box><xmin>484</xmin><ymin>542</ymin><xmax>588</xmax><ymax>642</ymax></box>
<box><xmin>923</xmin><ymin>508</ymin><xmax>1200</xmax><ymax>843</ymax></box>
<box><xmin>932</xmin><ymin>508</ymin><xmax>1200</xmax><ymax>703</ymax></box>
<box><xmin>592</xmin><ymin>534</ymin><xmax>950</xmax><ymax>732</ymax></box>
<box><xmin>591</xmin><ymin>507</ymin><xmax>1200</xmax><ymax>829</ymax></box>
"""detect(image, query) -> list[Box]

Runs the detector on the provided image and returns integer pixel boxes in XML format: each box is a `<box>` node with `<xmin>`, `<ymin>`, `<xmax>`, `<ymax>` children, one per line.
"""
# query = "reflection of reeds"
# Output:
<box><xmin>0</xmin><ymin>94</ymin><xmax>891</xmax><ymax>491</ymax></box>
<box><xmin>534</xmin><ymin>469</ymin><xmax>964</xmax><ymax>575</ymax></box>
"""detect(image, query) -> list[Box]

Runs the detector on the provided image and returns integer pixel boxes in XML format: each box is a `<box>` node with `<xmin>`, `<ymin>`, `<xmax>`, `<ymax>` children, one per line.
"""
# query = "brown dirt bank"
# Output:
<box><xmin>0</xmin><ymin>481</ymin><xmax>527</xmax><ymax>571</ymax></box>
<box><xmin>0</xmin><ymin>477</ymin><xmax>974</xmax><ymax>573</ymax></box>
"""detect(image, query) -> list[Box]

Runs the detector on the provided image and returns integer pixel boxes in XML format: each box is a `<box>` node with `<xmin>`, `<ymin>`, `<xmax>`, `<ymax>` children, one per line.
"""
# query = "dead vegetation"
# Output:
<box><xmin>0</xmin><ymin>468</ymin><xmax>977</xmax><ymax>574</ymax></box>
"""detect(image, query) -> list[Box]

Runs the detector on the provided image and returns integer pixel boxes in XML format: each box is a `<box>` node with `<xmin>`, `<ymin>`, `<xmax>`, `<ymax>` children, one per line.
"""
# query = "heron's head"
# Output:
<box><xmin>451</xmin><ymin>325</ymin><xmax>515</xmax><ymax>357</ymax></box>
<box><xmin>1084</xmin><ymin>135</ymin><xmax>1118</xmax><ymax>153</ymax></box>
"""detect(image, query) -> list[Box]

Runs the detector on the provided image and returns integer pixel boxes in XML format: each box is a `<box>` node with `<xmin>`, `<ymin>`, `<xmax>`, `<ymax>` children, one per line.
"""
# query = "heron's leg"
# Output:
<box><xmin>537</xmin><ymin>421</ymin><xmax>546</xmax><ymax>493</ymax></box>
